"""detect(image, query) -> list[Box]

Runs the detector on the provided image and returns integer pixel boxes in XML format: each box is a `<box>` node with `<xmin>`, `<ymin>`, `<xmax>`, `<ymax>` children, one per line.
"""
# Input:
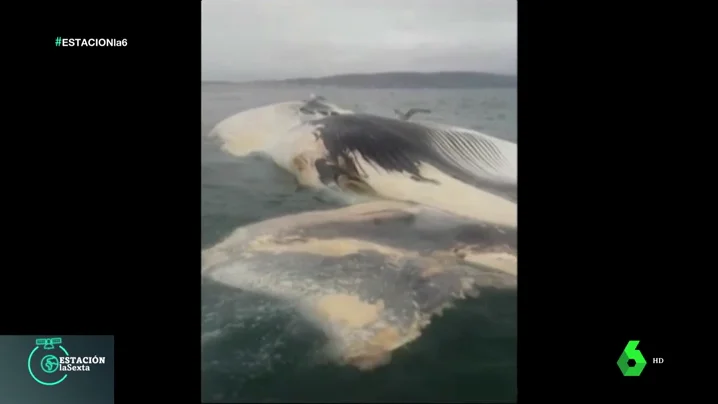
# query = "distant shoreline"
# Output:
<box><xmin>202</xmin><ymin>71</ymin><xmax>516</xmax><ymax>89</ymax></box>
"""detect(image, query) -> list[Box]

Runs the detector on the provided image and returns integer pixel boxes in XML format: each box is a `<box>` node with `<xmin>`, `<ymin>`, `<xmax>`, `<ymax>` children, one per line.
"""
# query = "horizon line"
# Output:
<box><xmin>201</xmin><ymin>70</ymin><xmax>517</xmax><ymax>84</ymax></box>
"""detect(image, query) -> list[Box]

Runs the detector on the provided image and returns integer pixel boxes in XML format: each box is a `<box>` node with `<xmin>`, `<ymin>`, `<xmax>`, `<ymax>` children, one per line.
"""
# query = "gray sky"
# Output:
<box><xmin>201</xmin><ymin>0</ymin><xmax>516</xmax><ymax>81</ymax></box>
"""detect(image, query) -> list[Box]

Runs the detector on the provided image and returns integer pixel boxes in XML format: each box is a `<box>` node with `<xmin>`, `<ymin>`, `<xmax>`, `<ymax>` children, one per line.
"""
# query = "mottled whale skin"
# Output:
<box><xmin>207</xmin><ymin>97</ymin><xmax>352</xmax><ymax>158</ymax></box>
<box><xmin>208</xmin><ymin>99</ymin><xmax>517</xmax><ymax>228</ymax></box>
<box><xmin>202</xmin><ymin>201</ymin><xmax>516</xmax><ymax>370</ymax></box>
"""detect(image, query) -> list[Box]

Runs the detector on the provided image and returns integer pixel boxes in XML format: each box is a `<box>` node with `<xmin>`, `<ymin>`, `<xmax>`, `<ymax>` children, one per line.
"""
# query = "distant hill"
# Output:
<box><xmin>242</xmin><ymin>71</ymin><xmax>516</xmax><ymax>89</ymax></box>
<box><xmin>201</xmin><ymin>80</ymin><xmax>234</xmax><ymax>85</ymax></box>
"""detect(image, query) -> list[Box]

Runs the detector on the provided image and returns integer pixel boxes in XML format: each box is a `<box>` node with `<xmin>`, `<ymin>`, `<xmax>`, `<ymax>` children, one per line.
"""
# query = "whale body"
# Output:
<box><xmin>202</xmin><ymin>201</ymin><xmax>517</xmax><ymax>370</ymax></box>
<box><xmin>209</xmin><ymin>99</ymin><xmax>517</xmax><ymax>227</ymax></box>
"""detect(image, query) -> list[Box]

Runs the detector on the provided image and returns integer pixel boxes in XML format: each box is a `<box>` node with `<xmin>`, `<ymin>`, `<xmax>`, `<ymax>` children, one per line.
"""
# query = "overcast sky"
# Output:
<box><xmin>201</xmin><ymin>0</ymin><xmax>516</xmax><ymax>81</ymax></box>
